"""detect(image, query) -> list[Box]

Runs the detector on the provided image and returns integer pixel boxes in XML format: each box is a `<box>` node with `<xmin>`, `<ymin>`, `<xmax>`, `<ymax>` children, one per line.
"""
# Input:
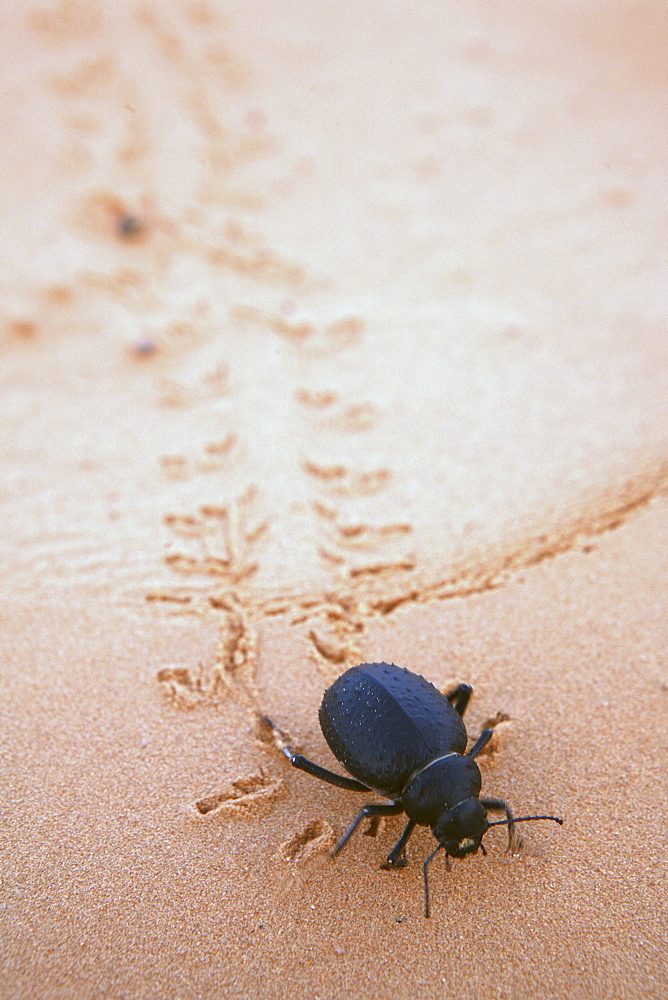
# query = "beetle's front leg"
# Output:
<box><xmin>333</xmin><ymin>802</ymin><xmax>405</xmax><ymax>857</ymax></box>
<box><xmin>381</xmin><ymin>818</ymin><xmax>417</xmax><ymax>870</ymax></box>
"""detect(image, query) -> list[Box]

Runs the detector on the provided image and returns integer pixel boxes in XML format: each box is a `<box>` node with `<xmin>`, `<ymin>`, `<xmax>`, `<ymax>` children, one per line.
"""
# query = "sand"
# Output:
<box><xmin>1</xmin><ymin>2</ymin><xmax>667</xmax><ymax>998</ymax></box>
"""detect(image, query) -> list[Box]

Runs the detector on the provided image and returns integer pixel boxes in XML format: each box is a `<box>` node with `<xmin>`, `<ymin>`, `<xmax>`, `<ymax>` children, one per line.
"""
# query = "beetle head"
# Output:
<box><xmin>432</xmin><ymin>798</ymin><xmax>489</xmax><ymax>858</ymax></box>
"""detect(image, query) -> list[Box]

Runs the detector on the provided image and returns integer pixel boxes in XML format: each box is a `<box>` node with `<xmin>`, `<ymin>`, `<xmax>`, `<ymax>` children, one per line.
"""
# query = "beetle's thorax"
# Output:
<box><xmin>401</xmin><ymin>753</ymin><xmax>483</xmax><ymax>826</ymax></box>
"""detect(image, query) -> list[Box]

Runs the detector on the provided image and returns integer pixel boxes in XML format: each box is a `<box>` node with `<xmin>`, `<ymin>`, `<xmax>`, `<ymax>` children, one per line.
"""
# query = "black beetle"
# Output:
<box><xmin>272</xmin><ymin>661</ymin><xmax>562</xmax><ymax>916</ymax></box>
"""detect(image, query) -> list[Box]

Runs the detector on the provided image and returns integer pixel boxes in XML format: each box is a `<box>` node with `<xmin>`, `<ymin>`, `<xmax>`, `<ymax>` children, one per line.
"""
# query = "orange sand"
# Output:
<box><xmin>1</xmin><ymin>3</ymin><xmax>667</xmax><ymax>998</ymax></box>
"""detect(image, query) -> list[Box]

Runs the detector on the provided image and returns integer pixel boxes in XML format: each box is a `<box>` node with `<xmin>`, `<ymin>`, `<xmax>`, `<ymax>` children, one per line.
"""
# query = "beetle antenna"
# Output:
<box><xmin>487</xmin><ymin>814</ymin><xmax>563</xmax><ymax>827</ymax></box>
<box><xmin>422</xmin><ymin>844</ymin><xmax>443</xmax><ymax>919</ymax></box>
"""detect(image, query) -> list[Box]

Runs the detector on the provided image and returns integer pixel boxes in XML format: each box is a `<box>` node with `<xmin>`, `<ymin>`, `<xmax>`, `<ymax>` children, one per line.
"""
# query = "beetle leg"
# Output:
<box><xmin>381</xmin><ymin>818</ymin><xmax>417</xmax><ymax>870</ymax></box>
<box><xmin>262</xmin><ymin>717</ymin><xmax>371</xmax><ymax>792</ymax></box>
<box><xmin>480</xmin><ymin>797</ymin><xmax>522</xmax><ymax>852</ymax></box>
<box><xmin>287</xmin><ymin>753</ymin><xmax>372</xmax><ymax>793</ymax></box>
<box><xmin>423</xmin><ymin>844</ymin><xmax>447</xmax><ymax>918</ymax></box>
<box><xmin>467</xmin><ymin>728</ymin><xmax>493</xmax><ymax>758</ymax></box>
<box><xmin>444</xmin><ymin>682</ymin><xmax>473</xmax><ymax>717</ymax></box>
<box><xmin>332</xmin><ymin>802</ymin><xmax>405</xmax><ymax>858</ymax></box>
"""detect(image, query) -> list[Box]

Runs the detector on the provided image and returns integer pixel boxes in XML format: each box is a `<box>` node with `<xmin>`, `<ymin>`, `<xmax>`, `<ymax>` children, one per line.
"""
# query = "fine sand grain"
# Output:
<box><xmin>1</xmin><ymin>3</ymin><xmax>667</xmax><ymax>998</ymax></box>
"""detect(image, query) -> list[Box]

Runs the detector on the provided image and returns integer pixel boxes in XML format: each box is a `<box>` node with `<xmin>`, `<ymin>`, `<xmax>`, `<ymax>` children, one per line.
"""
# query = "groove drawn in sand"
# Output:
<box><xmin>297</xmin><ymin>392</ymin><xmax>380</xmax><ymax>433</ymax></box>
<box><xmin>157</xmin><ymin>363</ymin><xmax>230</xmax><ymax>408</ymax></box>
<box><xmin>309</xmin><ymin>626</ymin><xmax>360</xmax><ymax>669</ymax></box>
<box><xmin>231</xmin><ymin>306</ymin><xmax>364</xmax><ymax>354</ymax></box>
<box><xmin>156</xmin><ymin>597</ymin><xmax>259</xmax><ymax>709</ymax></box>
<box><xmin>162</xmin><ymin>487</ymin><xmax>266</xmax><ymax>583</ymax></box>
<box><xmin>299</xmin><ymin>409</ymin><xmax>416</xmax><ymax>670</ymax></box>
<box><xmin>193</xmin><ymin>768</ymin><xmax>283</xmax><ymax>818</ymax></box>
<box><xmin>475</xmin><ymin>711</ymin><xmax>512</xmax><ymax>761</ymax></box>
<box><xmin>78</xmin><ymin>266</ymin><xmax>147</xmax><ymax>303</ymax></box>
<box><xmin>164</xmin><ymin>552</ymin><xmax>258</xmax><ymax>580</ymax></box>
<box><xmin>207</xmin><ymin>597</ymin><xmax>260</xmax><ymax>705</ymax></box>
<box><xmin>279</xmin><ymin>819</ymin><xmax>335</xmax><ymax>862</ymax></box>
<box><xmin>49</xmin><ymin>54</ymin><xmax>115</xmax><ymax>99</ymax></box>
<box><xmin>346</xmin><ymin>558</ymin><xmax>417</xmax><ymax>578</ymax></box>
<box><xmin>29</xmin><ymin>1</ymin><xmax>102</xmax><ymax>42</ymax></box>
<box><xmin>327</xmin><ymin>402</ymin><xmax>379</xmax><ymax>434</ymax></box>
<box><xmin>309</xmin><ymin>486</ymin><xmax>416</xmax><ymax>596</ymax></box>
<box><xmin>145</xmin><ymin>591</ymin><xmax>192</xmax><ymax>605</ymax></box>
<box><xmin>303</xmin><ymin>461</ymin><xmax>390</xmax><ymax>497</ymax></box>
<box><xmin>254</xmin><ymin>714</ymin><xmax>302</xmax><ymax>758</ymax></box>
<box><xmin>296</xmin><ymin>389</ymin><xmax>338</xmax><ymax>409</ymax></box>
<box><xmin>156</xmin><ymin>491</ymin><xmax>266</xmax><ymax>707</ymax></box>
<box><xmin>317</xmin><ymin>511</ymin><xmax>412</xmax><ymax>552</ymax></box>
<box><xmin>160</xmin><ymin>435</ymin><xmax>238</xmax><ymax>481</ymax></box>
<box><xmin>208</xmin><ymin>235</ymin><xmax>309</xmax><ymax>290</ymax></box>
<box><xmin>156</xmin><ymin>663</ymin><xmax>206</xmax><ymax>710</ymax></box>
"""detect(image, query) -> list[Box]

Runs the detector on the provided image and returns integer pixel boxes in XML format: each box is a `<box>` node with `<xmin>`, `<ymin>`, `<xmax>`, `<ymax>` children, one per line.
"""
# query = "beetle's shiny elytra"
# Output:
<box><xmin>273</xmin><ymin>661</ymin><xmax>563</xmax><ymax>917</ymax></box>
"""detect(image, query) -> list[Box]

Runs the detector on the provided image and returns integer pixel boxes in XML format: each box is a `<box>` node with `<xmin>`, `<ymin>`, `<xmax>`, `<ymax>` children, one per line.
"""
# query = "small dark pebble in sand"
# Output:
<box><xmin>132</xmin><ymin>339</ymin><xmax>158</xmax><ymax>358</ymax></box>
<box><xmin>117</xmin><ymin>215</ymin><xmax>143</xmax><ymax>240</ymax></box>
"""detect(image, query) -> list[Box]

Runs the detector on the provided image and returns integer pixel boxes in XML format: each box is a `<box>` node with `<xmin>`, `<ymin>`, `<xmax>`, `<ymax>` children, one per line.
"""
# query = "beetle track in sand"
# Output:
<box><xmin>126</xmin><ymin>2</ymin><xmax>668</xmax><ymax>802</ymax></box>
<box><xmin>278</xmin><ymin>819</ymin><xmax>335</xmax><ymax>862</ymax></box>
<box><xmin>193</xmin><ymin>768</ymin><xmax>283</xmax><ymax>818</ymax></box>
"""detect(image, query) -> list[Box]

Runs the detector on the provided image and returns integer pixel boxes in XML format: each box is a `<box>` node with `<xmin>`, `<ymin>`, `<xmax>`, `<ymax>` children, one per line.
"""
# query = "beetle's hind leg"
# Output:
<box><xmin>445</xmin><ymin>682</ymin><xmax>473</xmax><ymax>717</ymax></box>
<box><xmin>444</xmin><ymin>689</ymin><xmax>495</xmax><ymax>758</ymax></box>
<box><xmin>467</xmin><ymin>728</ymin><xmax>493</xmax><ymax>758</ymax></box>
<box><xmin>381</xmin><ymin>818</ymin><xmax>417</xmax><ymax>870</ymax></box>
<box><xmin>289</xmin><ymin>753</ymin><xmax>372</xmax><ymax>793</ymax></box>
<box><xmin>263</xmin><ymin>715</ymin><xmax>371</xmax><ymax>793</ymax></box>
<box><xmin>333</xmin><ymin>802</ymin><xmax>405</xmax><ymax>858</ymax></box>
